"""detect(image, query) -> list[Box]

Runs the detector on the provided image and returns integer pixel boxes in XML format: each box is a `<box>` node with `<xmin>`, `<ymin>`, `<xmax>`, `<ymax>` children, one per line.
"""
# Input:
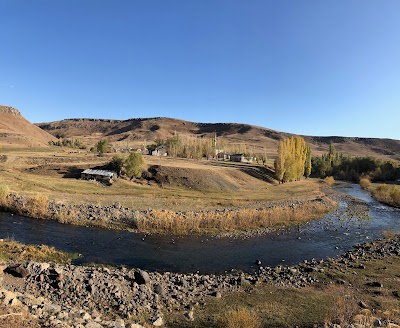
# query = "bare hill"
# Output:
<box><xmin>37</xmin><ymin>117</ymin><xmax>400</xmax><ymax>161</ymax></box>
<box><xmin>0</xmin><ymin>106</ymin><xmax>57</xmax><ymax>148</ymax></box>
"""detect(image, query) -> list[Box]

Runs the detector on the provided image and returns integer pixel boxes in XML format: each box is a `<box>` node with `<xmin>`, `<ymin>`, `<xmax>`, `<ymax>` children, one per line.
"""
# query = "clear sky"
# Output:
<box><xmin>1</xmin><ymin>0</ymin><xmax>399</xmax><ymax>139</ymax></box>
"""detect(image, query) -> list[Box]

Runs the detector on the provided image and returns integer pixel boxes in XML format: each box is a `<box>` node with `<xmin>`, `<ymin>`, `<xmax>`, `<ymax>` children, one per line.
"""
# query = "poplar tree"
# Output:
<box><xmin>274</xmin><ymin>136</ymin><xmax>311</xmax><ymax>182</ymax></box>
<box><xmin>274</xmin><ymin>140</ymin><xmax>286</xmax><ymax>183</ymax></box>
<box><xmin>305</xmin><ymin>145</ymin><xmax>312</xmax><ymax>178</ymax></box>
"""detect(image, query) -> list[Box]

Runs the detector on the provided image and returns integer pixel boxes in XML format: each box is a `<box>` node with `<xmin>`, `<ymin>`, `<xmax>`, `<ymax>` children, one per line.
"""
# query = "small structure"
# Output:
<box><xmin>81</xmin><ymin>169</ymin><xmax>117</xmax><ymax>184</ymax></box>
<box><xmin>217</xmin><ymin>152</ymin><xmax>230</xmax><ymax>161</ymax></box>
<box><xmin>152</xmin><ymin>145</ymin><xmax>169</xmax><ymax>156</ymax></box>
<box><xmin>230</xmin><ymin>154</ymin><xmax>254</xmax><ymax>163</ymax></box>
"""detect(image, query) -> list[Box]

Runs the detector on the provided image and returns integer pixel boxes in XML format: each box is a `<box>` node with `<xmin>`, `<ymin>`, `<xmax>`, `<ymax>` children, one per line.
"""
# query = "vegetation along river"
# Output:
<box><xmin>0</xmin><ymin>185</ymin><xmax>399</xmax><ymax>274</ymax></box>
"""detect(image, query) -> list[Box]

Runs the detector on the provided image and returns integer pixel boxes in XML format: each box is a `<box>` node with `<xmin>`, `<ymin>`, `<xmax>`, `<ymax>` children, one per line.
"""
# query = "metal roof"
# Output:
<box><xmin>81</xmin><ymin>169</ymin><xmax>116</xmax><ymax>177</ymax></box>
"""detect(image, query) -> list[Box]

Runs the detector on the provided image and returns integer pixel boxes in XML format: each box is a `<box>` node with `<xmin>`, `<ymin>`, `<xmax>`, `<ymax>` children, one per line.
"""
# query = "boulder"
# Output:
<box><xmin>154</xmin><ymin>283</ymin><xmax>165</xmax><ymax>297</ymax></box>
<box><xmin>5</xmin><ymin>264</ymin><xmax>30</xmax><ymax>278</ymax></box>
<box><xmin>134</xmin><ymin>270</ymin><xmax>151</xmax><ymax>285</ymax></box>
<box><xmin>153</xmin><ymin>317</ymin><xmax>163</xmax><ymax>326</ymax></box>
<box><xmin>26</xmin><ymin>262</ymin><xmax>50</xmax><ymax>275</ymax></box>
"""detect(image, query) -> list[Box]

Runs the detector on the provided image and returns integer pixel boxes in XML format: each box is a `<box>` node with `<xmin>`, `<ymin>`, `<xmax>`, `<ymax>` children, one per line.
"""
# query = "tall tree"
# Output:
<box><xmin>304</xmin><ymin>145</ymin><xmax>312</xmax><ymax>178</ymax></box>
<box><xmin>125</xmin><ymin>153</ymin><xmax>145</xmax><ymax>179</ymax></box>
<box><xmin>275</xmin><ymin>136</ymin><xmax>310</xmax><ymax>182</ymax></box>
<box><xmin>96</xmin><ymin>139</ymin><xmax>109</xmax><ymax>154</ymax></box>
<box><xmin>274</xmin><ymin>140</ymin><xmax>286</xmax><ymax>183</ymax></box>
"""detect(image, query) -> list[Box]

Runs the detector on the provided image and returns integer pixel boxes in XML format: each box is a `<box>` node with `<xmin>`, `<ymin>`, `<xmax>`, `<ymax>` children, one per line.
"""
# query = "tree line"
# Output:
<box><xmin>311</xmin><ymin>144</ymin><xmax>400</xmax><ymax>182</ymax></box>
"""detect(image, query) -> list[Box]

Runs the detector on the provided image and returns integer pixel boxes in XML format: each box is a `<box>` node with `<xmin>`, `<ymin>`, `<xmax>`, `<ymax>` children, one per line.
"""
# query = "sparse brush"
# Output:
<box><xmin>371</xmin><ymin>184</ymin><xmax>400</xmax><ymax>208</ymax></box>
<box><xmin>26</xmin><ymin>194</ymin><xmax>49</xmax><ymax>218</ymax></box>
<box><xmin>0</xmin><ymin>239</ymin><xmax>75</xmax><ymax>263</ymax></box>
<box><xmin>325</xmin><ymin>176</ymin><xmax>335</xmax><ymax>187</ymax></box>
<box><xmin>220</xmin><ymin>307</ymin><xmax>260</xmax><ymax>328</ymax></box>
<box><xmin>359</xmin><ymin>178</ymin><xmax>371</xmax><ymax>189</ymax></box>
<box><xmin>134</xmin><ymin>198</ymin><xmax>336</xmax><ymax>235</ymax></box>
<box><xmin>0</xmin><ymin>183</ymin><xmax>9</xmax><ymax>206</ymax></box>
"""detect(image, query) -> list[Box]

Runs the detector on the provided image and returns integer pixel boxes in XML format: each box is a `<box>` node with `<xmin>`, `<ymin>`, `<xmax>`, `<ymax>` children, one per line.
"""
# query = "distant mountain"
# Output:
<box><xmin>37</xmin><ymin>117</ymin><xmax>400</xmax><ymax>161</ymax></box>
<box><xmin>0</xmin><ymin>106</ymin><xmax>57</xmax><ymax>148</ymax></box>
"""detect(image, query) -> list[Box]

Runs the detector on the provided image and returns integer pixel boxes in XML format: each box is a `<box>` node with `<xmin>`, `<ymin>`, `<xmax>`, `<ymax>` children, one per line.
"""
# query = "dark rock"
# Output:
<box><xmin>5</xmin><ymin>264</ymin><xmax>30</xmax><ymax>278</ymax></box>
<box><xmin>134</xmin><ymin>270</ymin><xmax>151</xmax><ymax>285</ymax></box>
<box><xmin>367</xmin><ymin>281</ymin><xmax>383</xmax><ymax>288</ymax></box>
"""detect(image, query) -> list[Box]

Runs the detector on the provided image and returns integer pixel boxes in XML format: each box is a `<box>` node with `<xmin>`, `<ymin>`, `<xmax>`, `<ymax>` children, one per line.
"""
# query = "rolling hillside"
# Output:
<box><xmin>0</xmin><ymin>106</ymin><xmax>57</xmax><ymax>148</ymax></box>
<box><xmin>37</xmin><ymin>117</ymin><xmax>400</xmax><ymax>161</ymax></box>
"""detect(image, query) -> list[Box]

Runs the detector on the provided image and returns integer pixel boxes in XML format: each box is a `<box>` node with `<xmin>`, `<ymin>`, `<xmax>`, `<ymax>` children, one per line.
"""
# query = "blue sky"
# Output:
<box><xmin>1</xmin><ymin>1</ymin><xmax>399</xmax><ymax>139</ymax></box>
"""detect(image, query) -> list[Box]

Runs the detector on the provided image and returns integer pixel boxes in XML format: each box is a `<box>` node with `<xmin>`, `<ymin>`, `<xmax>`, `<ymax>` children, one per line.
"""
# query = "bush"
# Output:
<box><xmin>125</xmin><ymin>153</ymin><xmax>145</xmax><ymax>179</ymax></box>
<box><xmin>359</xmin><ymin>178</ymin><xmax>371</xmax><ymax>189</ymax></box>
<box><xmin>221</xmin><ymin>307</ymin><xmax>260</xmax><ymax>328</ymax></box>
<box><xmin>0</xmin><ymin>183</ymin><xmax>9</xmax><ymax>206</ymax></box>
<box><xmin>325</xmin><ymin>176</ymin><xmax>335</xmax><ymax>187</ymax></box>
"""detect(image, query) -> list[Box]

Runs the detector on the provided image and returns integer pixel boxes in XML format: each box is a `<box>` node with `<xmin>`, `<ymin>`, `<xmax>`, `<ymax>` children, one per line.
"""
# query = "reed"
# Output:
<box><xmin>134</xmin><ymin>198</ymin><xmax>337</xmax><ymax>235</ymax></box>
<box><xmin>371</xmin><ymin>184</ymin><xmax>400</xmax><ymax>208</ymax></box>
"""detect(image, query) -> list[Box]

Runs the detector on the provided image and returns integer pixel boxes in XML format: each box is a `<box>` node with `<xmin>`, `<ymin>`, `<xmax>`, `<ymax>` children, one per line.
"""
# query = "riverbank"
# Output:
<box><xmin>0</xmin><ymin>190</ymin><xmax>339</xmax><ymax>236</ymax></box>
<box><xmin>1</xmin><ymin>235</ymin><xmax>399</xmax><ymax>327</ymax></box>
<box><xmin>365</xmin><ymin>183</ymin><xmax>400</xmax><ymax>209</ymax></box>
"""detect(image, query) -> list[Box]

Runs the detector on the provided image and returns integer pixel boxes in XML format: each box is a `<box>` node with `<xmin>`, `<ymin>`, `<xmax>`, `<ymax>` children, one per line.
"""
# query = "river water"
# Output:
<box><xmin>0</xmin><ymin>185</ymin><xmax>399</xmax><ymax>274</ymax></box>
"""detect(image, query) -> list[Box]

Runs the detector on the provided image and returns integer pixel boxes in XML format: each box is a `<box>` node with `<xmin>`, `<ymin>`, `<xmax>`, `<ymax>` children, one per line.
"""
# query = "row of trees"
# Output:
<box><xmin>49</xmin><ymin>138</ymin><xmax>86</xmax><ymax>149</ymax></box>
<box><xmin>311</xmin><ymin>144</ymin><xmax>400</xmax><ymax>182</ymax></box>
<box><xmin>274</xmin><ymin>136</ymin><xmax>312</xmax><ymax>183</ymax></box>
<box><xmin>149</xmin><ymin>134</ymin><xmax>268</xmax><ymax>163</ymax></box>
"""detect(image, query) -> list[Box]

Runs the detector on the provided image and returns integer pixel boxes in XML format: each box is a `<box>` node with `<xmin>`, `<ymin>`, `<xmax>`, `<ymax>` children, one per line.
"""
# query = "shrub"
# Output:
<box><xmin>325</xmin><ymin>176</ymin><xmax>335</xmax><ymax>187</ymax></box>
<box><xmin>221</xmin><ymin>307</ymin><xmax>260</xmax><ymax>328</ymax></box>
<box><xmin>125</xmin><ymin>153</ymin><xmax>145</xmax><ymax>179</ymax></box>
<box><xmin>359</xmin><ymin>178</ymin><xmax>371</xmax><ymax>189</ymax></box>
<box><xmin>0</xmin><ymin>183</ymin><xmax>9</xmax><ymax>206</ymax></box>
<box><xmin>27</xmin><ymin>194</ymin><xmax>49</xmax><ymax>217</ymax></box>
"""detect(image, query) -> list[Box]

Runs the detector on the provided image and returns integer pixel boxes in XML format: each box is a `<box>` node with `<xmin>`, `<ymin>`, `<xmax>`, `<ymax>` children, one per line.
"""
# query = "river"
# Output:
<box><xmin>0</xmin><ymin>185</ymin><xmax>399</xmax><ymax>273</ymax></box>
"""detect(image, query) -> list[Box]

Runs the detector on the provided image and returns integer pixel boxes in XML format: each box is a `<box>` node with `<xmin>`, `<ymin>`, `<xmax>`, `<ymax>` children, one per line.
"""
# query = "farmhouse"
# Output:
<box><xmin>81</xmin><ymin>169</ymin><xmax>117</xmax><ymax>184</ymax></box>
<box><xmin>230</xmin><ymin>154</ymin><xmax>254</xmax><ymax>163</ymax></box>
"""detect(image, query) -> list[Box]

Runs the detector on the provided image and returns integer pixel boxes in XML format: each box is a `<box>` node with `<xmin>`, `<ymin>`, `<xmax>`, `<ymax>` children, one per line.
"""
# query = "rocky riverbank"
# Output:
<box><xmin>1</xmin><ymin>235</ymin><xmax>399</xmax><ymax>327</ymax></box>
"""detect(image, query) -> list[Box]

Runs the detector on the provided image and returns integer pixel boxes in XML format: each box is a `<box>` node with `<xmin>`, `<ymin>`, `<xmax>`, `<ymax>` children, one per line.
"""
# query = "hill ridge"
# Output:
<box><xmin>36</xmin><ymin>116</ymin><xmax>400</xmax><ymax>161</ymax></box>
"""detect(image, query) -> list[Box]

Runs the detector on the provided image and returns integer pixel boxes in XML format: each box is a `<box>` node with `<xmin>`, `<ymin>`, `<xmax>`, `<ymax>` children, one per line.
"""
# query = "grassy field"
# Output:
<box><xmin>0</xmin><ymin>148</ymin><xmax>327</xmax><ymax>212</ymax></box>
<box><xmin>167</xmin><ymin>255</ymin><xmax>400</xmax><ymax>327</ymax></box>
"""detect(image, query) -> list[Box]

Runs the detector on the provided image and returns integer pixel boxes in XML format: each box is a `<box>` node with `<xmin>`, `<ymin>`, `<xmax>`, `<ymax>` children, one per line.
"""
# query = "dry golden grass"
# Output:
<box><xmin>370</xmin><ymin>184</ymin><xmax>400</xmax><ymax>208</ymax></box>
<box><xmin>0</xmin><ymin>150</ymin><xmax>325</xmax><ymax>211</ymax></box>
<box><xmin>220</xmin><ymin>307</ymin><xmax>260</xmax><ymax>328</ymax></box>
<box><xmin>0</xmin><ymin>239</ymin><xmax>76</xmax><ymax>263</ymax></box>
<box><xmin>325</xmin><ymin>176</ymin><xmax>335</xmax><ymax>187</ymax></box>
<box><xmin>359</xmin><ymin>177</ymin><xmax>371</xmax><ymax>189</ymax></box>
<box><xmin>136</xmin><ymin>199</ymin><xmax>336</xmax><ymax>234</ymax></box>
<box><xmin>0</xmin><ymin>183</ymin><xmax>9</xmax><ymax>207</ymax></box>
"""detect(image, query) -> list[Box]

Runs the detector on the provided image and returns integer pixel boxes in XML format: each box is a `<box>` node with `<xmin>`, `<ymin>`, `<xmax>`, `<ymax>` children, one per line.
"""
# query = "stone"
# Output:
<box><xmin>5</xmin><ymin>264</ymin><xmax>30</xmax><ymax>278</ymax></box>
<box><xmin>238</xmin><ymin>277</ymin><xmax>250</xmax><ymax>286</ymax></box>
<box><xmin>153</xmin><ymin>317</ymin><xmax>163</xmax><ymax>326</ymax></box>
<box><xmin>85</xmin><ymin>322</ymin><xmax>103</xmax><ymax>328</ymax></box>
<box><xmin>184</xmin><ymin>310</ymin><xmax>194</xmax><ymax>321</ymax></box>
<box><xmin>154</xmin><ymin>284</ymin><xmax>165</xmax><ymax>297</ymax></box>
<box><xmin>26</xmin><ymin>262</ymin><xmax>50</xmax><ymax>275</ymax></box>
<box><xmin>134</xmin><ymin>270</ymin><xmax>151</xmax><ymax>285</ymax></box>
<box><xmin>44</xmin><ymin>303</ymin><xmax>62</xmax><ymax>314</ymax></box>
<box><xmin>212</xmin><ymin>291</ymin><xmax>222</xmax><ymax>298</ymax></box>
